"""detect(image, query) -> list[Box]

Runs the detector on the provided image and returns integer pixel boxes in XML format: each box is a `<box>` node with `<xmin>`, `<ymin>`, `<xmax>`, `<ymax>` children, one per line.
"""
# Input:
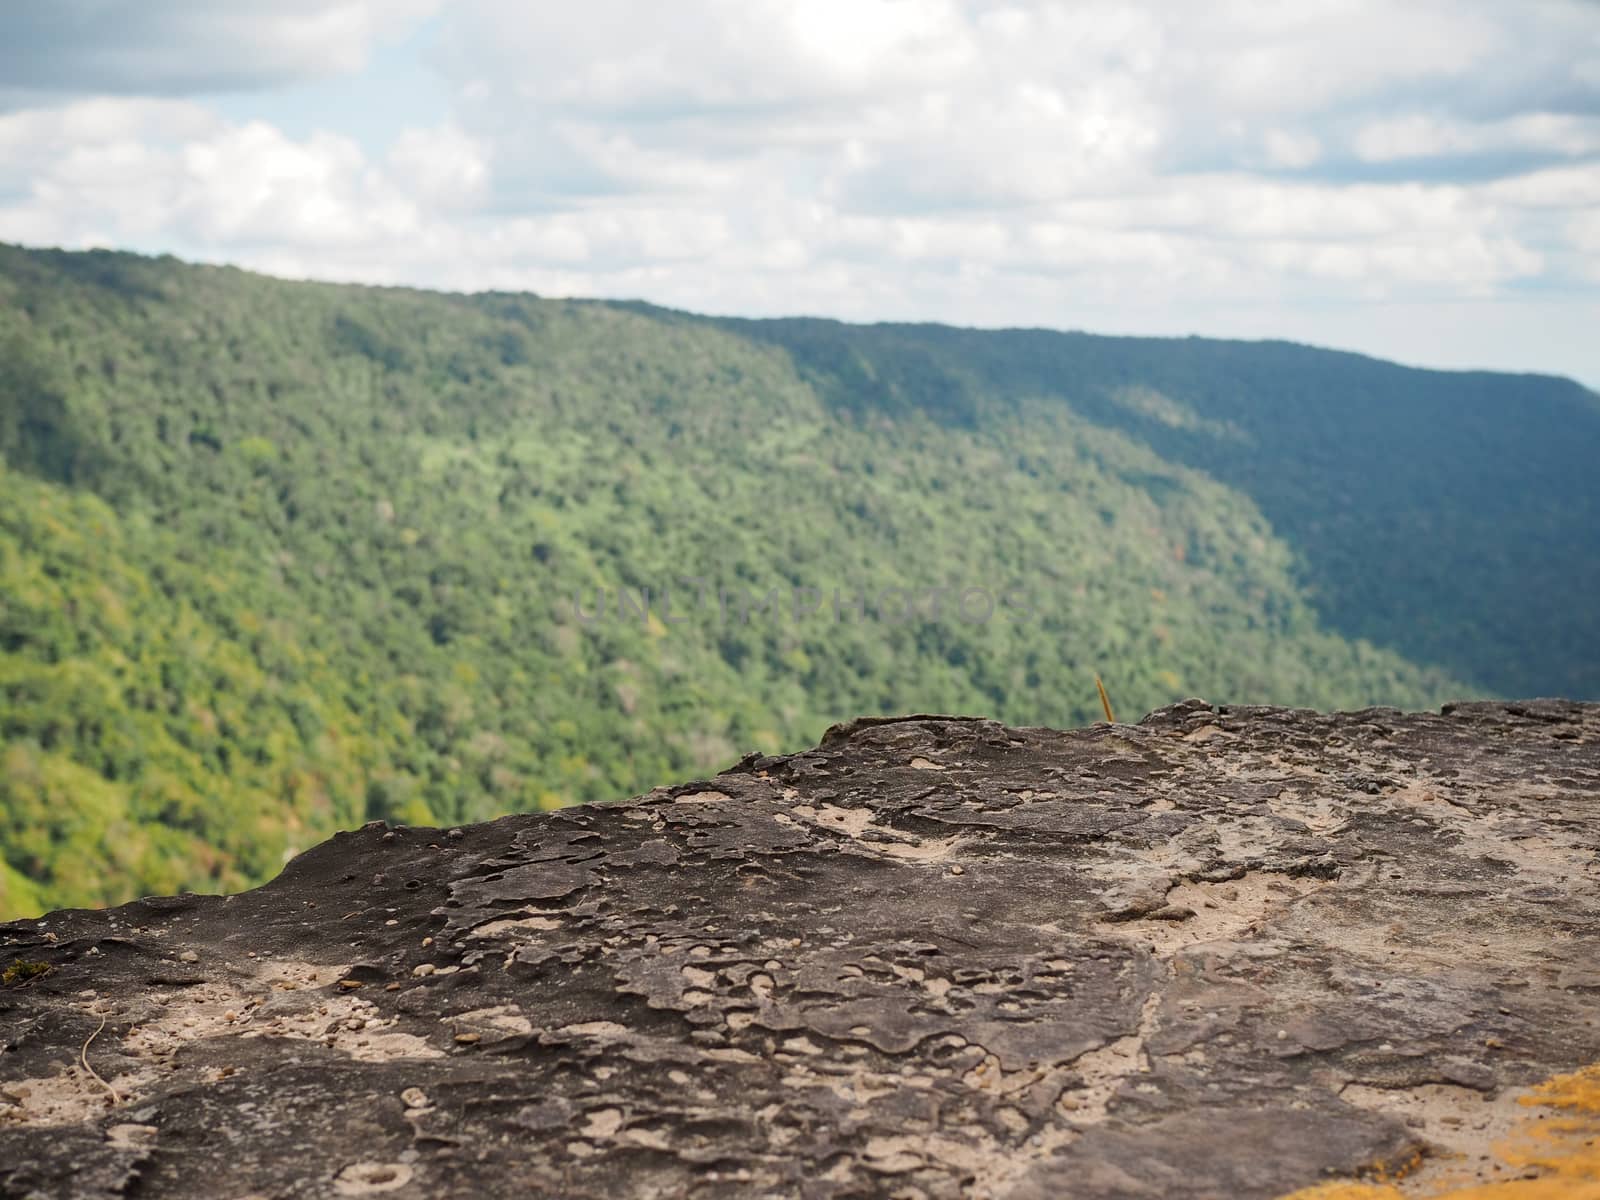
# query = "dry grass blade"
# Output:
<box><xmin>81</xmin><ymin>1013</ymin><xmax>121</xmax><ymax>1106</ymax></box>
<box><xmin>1095</xmin><ymin>675</ymin><xmax>1116</xmax><ymax>724</ymax></box>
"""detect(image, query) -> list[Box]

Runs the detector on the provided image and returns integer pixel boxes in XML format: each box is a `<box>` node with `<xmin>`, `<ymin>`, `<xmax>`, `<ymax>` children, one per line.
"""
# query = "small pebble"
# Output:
<box><xmin>178</xmin><ymin>950</ymin><xmax>199</xmax><ymax>964</ymax></box>
<box><xmin>454</xmin><ymin>1032</ymin><xmax>480</xmax><ymax>1045</ymax></box>
<box><xmin>401</xmin><ymin>1087</ymin><xmax>429</xmax><ymax>1109</ymax></box>
<box><xmin>413</xmin><ymin>964</ymin><xmax>436</xmax><ymax>978</ymax></box>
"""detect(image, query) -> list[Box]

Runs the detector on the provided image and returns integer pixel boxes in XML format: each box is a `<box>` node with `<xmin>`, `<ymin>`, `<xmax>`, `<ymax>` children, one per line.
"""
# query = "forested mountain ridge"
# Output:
<box><xmin>1</xmin><ymin>242</ymin><xmax>1593</xmax><ymax>919</ymax></box>
<box><xmin>702</xmin><ymin>313</ymin><xmax>1600</xmax><ymax>700</ymax></box>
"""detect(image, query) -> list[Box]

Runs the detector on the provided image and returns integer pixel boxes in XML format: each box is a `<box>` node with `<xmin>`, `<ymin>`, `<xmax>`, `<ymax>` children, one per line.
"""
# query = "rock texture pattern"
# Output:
<box><xmin>3</xmin><ymin>700</ymin><xmax>1599</xmax><ymax>1199</ymax></box>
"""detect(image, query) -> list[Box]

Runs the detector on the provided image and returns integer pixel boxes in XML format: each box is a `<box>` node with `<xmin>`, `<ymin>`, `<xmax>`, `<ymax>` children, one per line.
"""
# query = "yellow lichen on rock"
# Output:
<box><xmin>1280</xmin><ymin>1065</ymin><xmax>1600</xmax><ymax>1200</ymax></box>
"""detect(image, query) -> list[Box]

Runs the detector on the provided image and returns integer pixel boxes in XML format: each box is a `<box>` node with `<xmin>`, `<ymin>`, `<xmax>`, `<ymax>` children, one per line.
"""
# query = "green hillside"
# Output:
<box><xmin>2</xmin><ymin>243</ymin><xmax>1594</xmax><ymax>919</ymax></box>
<box><xmin>712</xmin><ymin>315</ymin><xmax>1600</xmax><ymax>699</ymax></box>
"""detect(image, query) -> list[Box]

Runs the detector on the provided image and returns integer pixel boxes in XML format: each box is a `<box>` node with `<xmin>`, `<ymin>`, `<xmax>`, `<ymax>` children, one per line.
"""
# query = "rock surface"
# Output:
<box><xmin>3</xmin><ymin>699</ymin><xmax>1599</xmax><ymax>1199</ymax></box>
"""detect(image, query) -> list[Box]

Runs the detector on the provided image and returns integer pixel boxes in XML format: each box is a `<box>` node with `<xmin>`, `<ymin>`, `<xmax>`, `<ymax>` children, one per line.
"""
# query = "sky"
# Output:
<box><xmin>2</xmin><ymin>1</ymin><xmax>1598</xmax><ymax>387</ymax></box>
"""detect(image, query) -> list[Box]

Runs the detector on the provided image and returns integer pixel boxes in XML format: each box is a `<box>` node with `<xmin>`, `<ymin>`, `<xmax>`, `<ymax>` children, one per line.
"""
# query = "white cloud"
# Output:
<box><xmin>443</xmin><ymin>0</ymin><xmax>975</xmax><ymax>115</ymax></box>
<box><xmin>1262</xmin><ymin>129</ymin><xmax>1323</xmax><ymax>169</ymax></box>
<box><xmin>1486</xmin><ymin>163</ymin><xmax>1600</xmax><ymax>209</ymax></box>
<box><xmin>1</xmin><ymin>0</ymin><xmax>1597</xmax><ymax>385</ymax></box>
<box><xmin>0</xmin><ymin>101</ymin><xmax>417</xmax><ymax>250</ymax></box>
<box><xmin>1355</xmin><ymin>112</ymin><xmax>1600</xmax><ymax>163</ymax></box>
<box><xmin>0</xmin><ymin>1</ymin><xmax>440</xmax><ymax>101</ymax></box>
<box><xmin>387</xmin><ymin>124</ymin><xmax>490</xmax><ymax>209</ymax></box>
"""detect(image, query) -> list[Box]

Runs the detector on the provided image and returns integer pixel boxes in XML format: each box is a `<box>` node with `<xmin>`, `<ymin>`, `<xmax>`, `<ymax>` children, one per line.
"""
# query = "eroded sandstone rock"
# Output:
<box><xmin>2</xmin><ymin>700</ymin><xmax>1598</xmax><ymax>1198</ymax></box>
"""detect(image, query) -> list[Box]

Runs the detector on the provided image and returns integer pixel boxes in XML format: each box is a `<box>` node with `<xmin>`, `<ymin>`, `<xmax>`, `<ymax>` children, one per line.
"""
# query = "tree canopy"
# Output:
<box><xmin>4</xmin><ymin>243</ymin><xmax>1595</xmax><ymax>918</ymax></box>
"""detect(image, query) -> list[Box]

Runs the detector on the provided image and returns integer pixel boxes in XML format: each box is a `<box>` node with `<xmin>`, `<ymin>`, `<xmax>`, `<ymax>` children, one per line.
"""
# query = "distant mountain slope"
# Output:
<box><xmin>2</xmin><ymin>242</ymin><xmax>1584</xmax><ymax>916</ymax></box>
<box><xmin>710</xmin><ymin>315</ymin><xmax>1600</xmax><ymax>700</ymax></box>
